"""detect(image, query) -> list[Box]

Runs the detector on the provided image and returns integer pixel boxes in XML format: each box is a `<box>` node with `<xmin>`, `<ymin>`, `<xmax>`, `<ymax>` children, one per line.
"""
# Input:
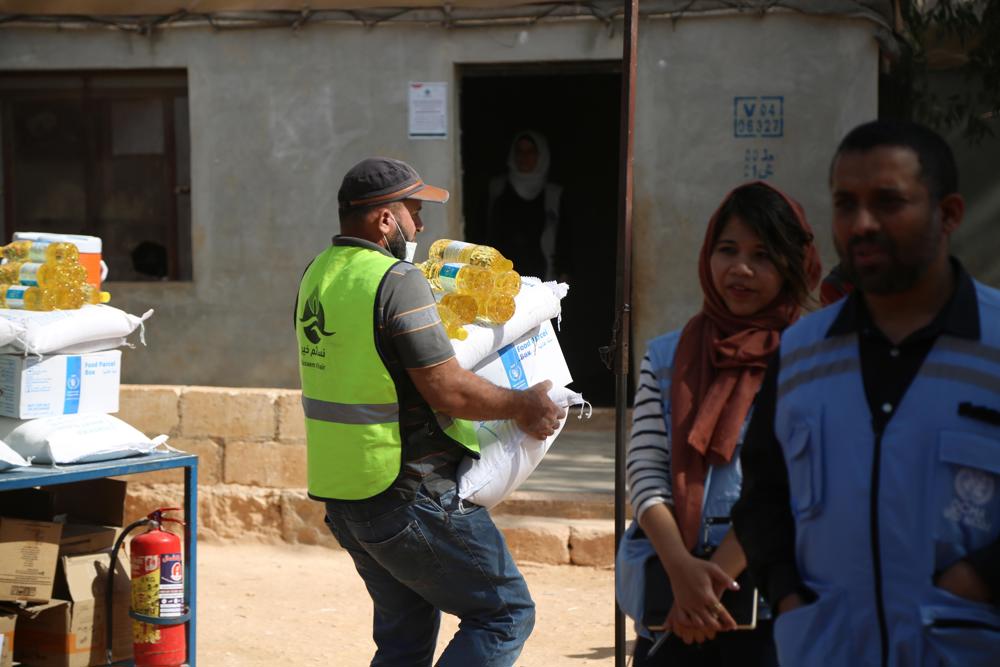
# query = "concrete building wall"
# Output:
<box><xmin>0</xmin><ymin>11</ymin><xmax>879</xmax><ymax>389</ymax></box>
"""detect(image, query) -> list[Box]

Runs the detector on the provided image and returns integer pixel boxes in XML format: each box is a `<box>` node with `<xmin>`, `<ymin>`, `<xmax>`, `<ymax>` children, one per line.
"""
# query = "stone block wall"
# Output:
<box><xmin>117</xmin><ymin>385</ymin><xmax>615</xmax><ymax>566</ymax></box>
<box><xmin>118</xmin><ymin>385</ymin><xmax>337</xmax><ymax>547</ymax></box>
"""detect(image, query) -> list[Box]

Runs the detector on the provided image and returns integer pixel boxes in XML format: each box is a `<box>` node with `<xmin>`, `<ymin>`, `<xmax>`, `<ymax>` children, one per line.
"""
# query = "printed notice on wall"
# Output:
<box><xmin>409</xmin><ymin>82</ymin><xmax>448</xmax><ymax>140</ymax></box>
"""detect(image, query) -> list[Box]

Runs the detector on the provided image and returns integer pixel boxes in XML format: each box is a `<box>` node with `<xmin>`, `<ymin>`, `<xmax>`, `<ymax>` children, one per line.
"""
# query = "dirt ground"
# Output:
<box><xmin>198</xmin><ymin>543</ymin><xmax>624</xmax><ymax>666</ymax></box>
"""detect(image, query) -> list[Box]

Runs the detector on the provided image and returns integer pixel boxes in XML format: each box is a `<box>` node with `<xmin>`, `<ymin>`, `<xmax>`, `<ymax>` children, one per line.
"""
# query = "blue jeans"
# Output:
<box><xmin>324</xmin><ymin>485</ymin><xmax>535</xmax><ymax>667</ymax></box>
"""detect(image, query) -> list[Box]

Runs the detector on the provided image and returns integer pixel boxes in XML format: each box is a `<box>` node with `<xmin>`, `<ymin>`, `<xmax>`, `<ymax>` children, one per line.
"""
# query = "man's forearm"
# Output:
<box><xmin>418</xmin><ymin>362</ymin><xmax>530</xmax><ymax>421</ymax></box>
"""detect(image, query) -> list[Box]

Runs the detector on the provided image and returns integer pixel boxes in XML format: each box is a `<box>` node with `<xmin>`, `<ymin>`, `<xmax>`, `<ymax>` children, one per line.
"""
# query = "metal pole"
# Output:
<box><xmin>614</xmin><ymin>0</ymin><xmax>638</xmax><ymax>664</ymax></box>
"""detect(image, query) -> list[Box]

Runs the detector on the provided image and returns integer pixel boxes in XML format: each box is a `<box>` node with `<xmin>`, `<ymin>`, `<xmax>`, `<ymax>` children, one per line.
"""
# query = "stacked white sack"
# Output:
<box><xmin>0</xmin><ymin>413</ymin><xmax>167</xmax><ymax>465</ymax></box>
<box><xmin>458</xmin><ymin>385</ymin><xmax>587</xmax><ymax>508</ymax></box>
<box><xmin>447</xmin><ymin>277</ymin><xmax>589</xmax><ymax>507</ymax></box>
<box><xmin>0</xmin><ymin>318</ymin><xmax>24</xmax><ymax>350</ymax></box>
<box><xmin>0</xmin><ymin>304</ymin><xmax>152</xmax><ymax>355</ymax></box>
<box><xmin>451</xmin><ymin>278</ymin><xmax>566</xmax><ymax>370</ymax></box>
<box><xmin>0</xmin><ymin>440</ymin><xmax>29</xmax><ymax>470</ymax></box>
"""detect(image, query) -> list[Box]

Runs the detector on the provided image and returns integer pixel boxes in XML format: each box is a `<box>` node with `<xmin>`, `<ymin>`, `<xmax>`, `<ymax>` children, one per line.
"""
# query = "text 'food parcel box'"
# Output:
<box><xmin>15</xmin><ymin>551</ymin><xmax>131</xmax><ymax>667</ymax></box>
<box><xmin>472</xmin><ymin>320</ymin><xmax>572</xmax><ymax>391</ymax></box>
<box><xmin>0</xmin><ymin>608</ymin><xmax>15</xmax><ymax>667</ymax></box>
<box><xmin>0</xmin><ymin>517</ymin><xmax>62</xmax><ymax>603</ymax></box>
<box><xmin>0</xmin><ymin>350</ymin><xmax>121</xmax><ymax>419</ymax></box>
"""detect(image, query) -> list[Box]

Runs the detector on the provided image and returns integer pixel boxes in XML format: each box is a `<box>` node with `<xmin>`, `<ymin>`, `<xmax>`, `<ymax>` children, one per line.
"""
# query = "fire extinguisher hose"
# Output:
<box><xmin>106</xmin><ymin>510</ymin><xmax>191</xmax><ymax>666</ymax></box>
<box><xmin>106</xmin><ymin>517</ymin><xmax>150</xmax><ymax>665</ymax></box>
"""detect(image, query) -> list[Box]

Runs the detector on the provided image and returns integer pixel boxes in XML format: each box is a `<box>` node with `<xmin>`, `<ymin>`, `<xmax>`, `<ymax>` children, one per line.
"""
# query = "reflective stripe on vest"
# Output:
<box><xmin>302</xmin><ymin>396</ymin><xmax>399</xmax><ymax>425</ymax></box>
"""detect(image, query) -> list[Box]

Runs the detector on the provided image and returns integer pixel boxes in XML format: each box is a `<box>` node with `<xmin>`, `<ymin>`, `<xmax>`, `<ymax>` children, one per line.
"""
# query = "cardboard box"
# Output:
<box><xmin>48</xmin><ymin>479</ymin><xmax>127</xmax><ymax>528</ymax></box>
<box><xmin>0</xmin><ymin>518</ymin><xmax>62</xmax><ymax>603</ymax></box>
<box><xmin>472</xmin><ymin>320</ymin><xmax>573</xmax><ymax>391</ymax></box>
<box><xmin>59</xmin><ymin>524</ymin><xmax>120</xmax><ymax>558</ymax></box>
<box><xmin>0</xmin><ymin>488</ymin><xmax>56</xmax><ymax>522</ymax></box>
<box><xmin>0</xmin><ymin>350</ymin><xmax>121</xmax><ymax>419</ymax></box>
<box><xmin>0</xmin><ymin>609</ymin><xmax>14</xmax><ymax>667</ymax></box>
<box><xmin>0</xmin><ymin>478</ymin><xmax>127</xmax><ymax>528</ymax></box>
<box><xmin>15</xmin><ymin>551</ymin><xmax>132</xmax><ymax>667</ymax></box>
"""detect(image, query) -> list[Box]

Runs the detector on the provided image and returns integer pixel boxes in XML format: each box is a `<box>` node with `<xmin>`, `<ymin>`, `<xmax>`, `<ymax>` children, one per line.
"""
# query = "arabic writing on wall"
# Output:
<box><xmin>734</xmin><ymin>95</ymin><xmax>783</xmax><ymax>181</ymax></box>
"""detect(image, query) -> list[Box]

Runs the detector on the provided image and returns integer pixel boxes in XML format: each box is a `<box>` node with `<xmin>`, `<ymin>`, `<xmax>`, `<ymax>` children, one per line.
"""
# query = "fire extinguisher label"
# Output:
<box><xmin>132</xmin><ymin>555</ymin><xmax>162</xmax><ymax>644</ymax></box>
<box><xmin>159</xmin><ymin>553</ymin><xmax>184</xmax><ymax>617</ymax></box>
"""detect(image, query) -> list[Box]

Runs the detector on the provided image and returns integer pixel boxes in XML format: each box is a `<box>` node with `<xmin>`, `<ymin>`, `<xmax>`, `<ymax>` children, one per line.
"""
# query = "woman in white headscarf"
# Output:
<box><xmin>486</xmin><ymin>130</ymin><xmax>572</xmax><ymax>281</ymax></box>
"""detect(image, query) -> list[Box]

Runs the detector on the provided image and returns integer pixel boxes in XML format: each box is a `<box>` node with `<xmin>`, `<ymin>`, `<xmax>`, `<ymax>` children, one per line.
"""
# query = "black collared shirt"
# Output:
<box><xmin>732</xmin><ymin>259</ymin><xmax>1000</xmax><ymax>609</ymax></box>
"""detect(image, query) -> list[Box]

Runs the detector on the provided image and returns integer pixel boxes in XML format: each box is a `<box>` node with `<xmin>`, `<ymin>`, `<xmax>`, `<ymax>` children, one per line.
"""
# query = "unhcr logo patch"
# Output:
<box><xmin>299</xmin><ymin>288</ymin><xmax>335</xmax><ymax>344</ymax></box>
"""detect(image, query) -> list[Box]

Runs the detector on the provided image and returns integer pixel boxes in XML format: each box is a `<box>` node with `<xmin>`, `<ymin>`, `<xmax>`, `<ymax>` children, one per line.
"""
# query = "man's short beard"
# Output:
<box><xmin>841</xmin><ymin>255</ymin><xmax>926</xmax><ymax>294</ymax></box>
<box><xmin>837</xmin><ymin>216</ymin><xmax>942</xmax><ymax>295</ymax></box>
<box><xmin>385</xmin><ymin>225</ymin><xmax>407</xmax><ymax>260</ymax></box>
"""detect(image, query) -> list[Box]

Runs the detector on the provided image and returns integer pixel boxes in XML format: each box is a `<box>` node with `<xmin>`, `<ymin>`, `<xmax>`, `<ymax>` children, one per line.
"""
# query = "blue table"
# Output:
<box><xmin>0</xmin><ymin>451</ymin><xmax>198</xmax><ymax>666</ymax></box>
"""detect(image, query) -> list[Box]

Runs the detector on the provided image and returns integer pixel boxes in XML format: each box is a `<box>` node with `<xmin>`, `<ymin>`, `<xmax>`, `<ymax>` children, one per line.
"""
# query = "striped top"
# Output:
<box><xmin>626</xmin><ymin>353</ymin><xmax>673</xmax><ymax>521</ymax></box>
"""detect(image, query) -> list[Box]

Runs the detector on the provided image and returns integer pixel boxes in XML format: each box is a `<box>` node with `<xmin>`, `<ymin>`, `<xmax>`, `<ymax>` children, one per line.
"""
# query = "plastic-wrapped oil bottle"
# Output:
<box><xmin>0</xmin><ymin>261</ymin><xmax>64</xmax><ymax>288</ymax></box>
<box><xmin>427</xmin><ymin>240</ymin><xmax>514</xmax><ymax>273</ymax></box>
<box><xmin>436</xmin><ymin>303</ymin><xmax>468</xmax><ymax>340</ymax></box>
<box><xmin>0</xmin><ymin>284</ymin><xmax>56</xmax><ymax>310</ymax></box>
<box><xmin>440</xmin><ymin>293</ymin><xmax>478</xmax><ymax>324</ymax></box>
<box><xmin>491</xmin><ymin>270</ymin><xmax>521</xmax><ymax>297</ymax></box>
<box><xmin>420</xmin><ymin>261</ymin><xmax>493</xmax><ymax>295</ymax></box>
<box><xmin>2</xmin><ymin>240</ymin><xmax>80</xmax><ymax>265</ymax></box>
<box><xmin>475</xmin><ymin>294</ymin><xmax>516</xmax><ymax>324</ymax></box>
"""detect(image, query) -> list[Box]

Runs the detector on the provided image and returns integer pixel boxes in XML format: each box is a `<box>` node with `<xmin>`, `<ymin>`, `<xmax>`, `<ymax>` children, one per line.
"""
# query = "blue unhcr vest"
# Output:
<box><xmin>773</xmin><ymin>281</ymin><xmax>1000</xmax><ymax>667</ymax></box>
<box><xmin>647</xmin><ymin>331</ymin><xmax>747</xmax><ymax>553</ymax></box>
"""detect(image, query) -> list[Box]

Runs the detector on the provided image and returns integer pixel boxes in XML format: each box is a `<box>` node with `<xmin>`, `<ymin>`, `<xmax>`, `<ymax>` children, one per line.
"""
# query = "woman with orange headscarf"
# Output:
<box><xmin>617</xmin><ymin>182</ymin><xmax>821</xmax><ymax>665</ymax></box>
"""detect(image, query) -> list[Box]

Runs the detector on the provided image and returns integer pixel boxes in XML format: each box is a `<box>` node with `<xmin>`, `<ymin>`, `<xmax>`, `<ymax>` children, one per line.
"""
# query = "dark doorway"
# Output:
<box><xmin>459</xmin><ymin>62</ymin><xmax>622</xmax><ymax>406</ymax></box>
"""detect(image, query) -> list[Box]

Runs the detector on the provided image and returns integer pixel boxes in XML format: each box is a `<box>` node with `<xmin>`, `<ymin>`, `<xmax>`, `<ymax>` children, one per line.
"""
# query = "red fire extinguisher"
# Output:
<box><xmin>107</xmin><ymin>508</ymin><xmax>187</xmax><ymax>666</ymax></box>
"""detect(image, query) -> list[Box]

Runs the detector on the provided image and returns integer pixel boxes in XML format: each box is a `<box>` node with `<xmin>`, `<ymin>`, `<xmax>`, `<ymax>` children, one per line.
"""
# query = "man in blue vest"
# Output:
<box><xmin>295</xmin><ymin>157</ymin><xmax>564</xmax><ymax>667</ymax></box>
<box><xmin>732</xmin><ymin>120</ymin><xmax>1000</xmax><ymax>666</ymax></box>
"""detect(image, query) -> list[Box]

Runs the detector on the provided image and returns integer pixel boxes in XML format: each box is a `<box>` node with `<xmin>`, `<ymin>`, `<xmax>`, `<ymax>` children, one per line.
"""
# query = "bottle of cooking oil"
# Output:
<box><xmin>0</xmin><ymin>261</ymin><xmax>65</xmax><ymax>289</ymax></box>
<box><xmin>491</xmin><ymin>270</ymin><xmax>521</xmax><ymax>297</ymax></box>
<box><xmin>0</xmin><ymin>284</ymin><xmax>56</xmax><ymax>311</ymax></box>
<box><xmin>440</xmin><ymin>293</ymin><xmax>478</xmax><ymax>324</ymax></box>
<box><xmin>2</xmin><ymin>240</ymin><xmax>80</xmax><ymax>265</ymax></box>
<box><xmin>420</xmin><ymin>261</ymin><xmax>492</xmax><ymax>295</ymax></box>
<box><xmin>82</xmin><ymin>284</ymin><xmax>112</xmax><ymax>305</ymax></box>
<box><xmin>436</xmin><ymin>303</ymin><xmax>468</xmax><ymax>341</ymax></box>
<box><xmin>54</xmin><ymin>262</ymin><xmax>88</xmax><ymax>287</ymax></box>
<box><xmin>475</xmin><ymin>294</ymin><xmax>516</xmax><ymax>325</ymax></box>
<box><xmin>427</xmin><ymin>240</ymin><xmax>514</xmax><ymax>273</ymax></box>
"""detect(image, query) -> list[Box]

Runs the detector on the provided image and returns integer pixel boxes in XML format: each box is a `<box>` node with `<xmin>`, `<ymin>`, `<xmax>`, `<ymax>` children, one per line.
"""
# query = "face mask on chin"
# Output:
<box><xmin>383</xmin><ymin>214</ymin><xmax>418</xmax><ymax>263</ymax></box>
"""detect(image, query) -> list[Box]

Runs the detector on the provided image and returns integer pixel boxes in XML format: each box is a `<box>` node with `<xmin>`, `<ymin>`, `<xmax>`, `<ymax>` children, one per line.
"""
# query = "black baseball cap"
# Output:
<box><xmin>338</xmin><ymin>157</ymin><xmax>450</xmax><ymax>212</ymax></box>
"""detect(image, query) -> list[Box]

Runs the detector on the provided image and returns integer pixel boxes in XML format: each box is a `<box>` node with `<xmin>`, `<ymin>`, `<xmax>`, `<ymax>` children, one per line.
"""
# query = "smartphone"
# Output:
<box><xmin>643</xmin><ymin>556</ymin><xmax>758</xmax><ymax>631</ymax></box>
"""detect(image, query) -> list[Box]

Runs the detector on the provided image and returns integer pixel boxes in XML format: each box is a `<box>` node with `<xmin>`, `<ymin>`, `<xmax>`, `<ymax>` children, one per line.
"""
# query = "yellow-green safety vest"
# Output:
<box><xmin>296</xmin><ymin>244</ymin><xmax>478</xmax><ymax>500</ymax></box>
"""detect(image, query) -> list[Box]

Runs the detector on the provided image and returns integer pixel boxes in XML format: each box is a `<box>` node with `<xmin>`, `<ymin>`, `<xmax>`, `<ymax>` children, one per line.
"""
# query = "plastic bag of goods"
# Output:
<box><xmin>0</xmin><ymin>304</ymin><xmax>152</xmax><ymax>355</ymax></box>
<box><xmin>0</xmin><ymin>413</ymin><xmax>167</xmax><ymax>464</ymax></box>
<box><xmin>457</xmin><ymin>385</ymin><xmax>586</xmax><ymax>509</ymax></box>
<box><xmin>451</xmin><ymin>278</ymin><xmax>567</xmax><ymax>370</ymax></box>
<box><xmin>0</xmin><ymin>440</ymin><xmax>29</xmax><ymax>470</ymax></box>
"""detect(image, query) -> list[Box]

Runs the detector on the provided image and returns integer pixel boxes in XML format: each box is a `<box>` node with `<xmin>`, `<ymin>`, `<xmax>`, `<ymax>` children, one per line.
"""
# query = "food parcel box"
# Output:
<box><xmin>15</xmin><ymin>551</ymin><xmax>131</xmax><ymax>667</ymax></box>
<box><xmin>0</xmin><ymin>607</ymin><xmax>16</xmax><ymax>667</ymax></box>
<box><xmin>472</xmin><ymin>320</ymin><xmax>572</xmax><ymax>391</ymax></box>
<box><xmin>0</xmin><ymin>517</ymin><xmax>62</xmax><ymax>603</ymax></box>
<box><xmin>0</xmin><ymin>350</ymin><xmax>121</xmax><ymax>420</ymax></box>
